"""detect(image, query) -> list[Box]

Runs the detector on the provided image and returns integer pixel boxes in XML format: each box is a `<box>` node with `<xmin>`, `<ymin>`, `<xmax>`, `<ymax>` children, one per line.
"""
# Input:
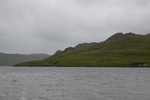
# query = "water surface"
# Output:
<box><xmin>0</xmin><ymin>67</ymin><xmax>150</xmax><ymax>100</ymax></box>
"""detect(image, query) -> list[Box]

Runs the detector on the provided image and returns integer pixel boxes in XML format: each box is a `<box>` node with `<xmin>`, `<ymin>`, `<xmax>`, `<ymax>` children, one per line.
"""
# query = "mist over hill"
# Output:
<box><xmin>0</xmin><ymin>53</ymin><xmax>50</xmax><ymax>66</ymax></box>
<box><xmin>15</xmin><ymin>32</ymin><xmax>150</xmax><ymax>67</ymax></box>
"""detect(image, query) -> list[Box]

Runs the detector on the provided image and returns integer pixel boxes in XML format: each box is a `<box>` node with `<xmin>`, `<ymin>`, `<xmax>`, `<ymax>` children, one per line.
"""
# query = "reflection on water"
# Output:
<box><xmin>0</xmin><ymin>67</ymin><xmax>150</xmax><ymax>100</ymax></box>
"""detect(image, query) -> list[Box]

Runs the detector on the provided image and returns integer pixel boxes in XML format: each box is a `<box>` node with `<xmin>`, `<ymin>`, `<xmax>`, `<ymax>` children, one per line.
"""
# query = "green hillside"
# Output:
<box><xmin>15</xmin><ymin>32</ymin><xmax>150</xmax><ymax>67</ymax></box>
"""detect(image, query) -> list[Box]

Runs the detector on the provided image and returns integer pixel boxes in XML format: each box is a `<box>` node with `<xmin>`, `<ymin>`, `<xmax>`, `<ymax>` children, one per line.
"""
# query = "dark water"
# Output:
<box><xmin>0</xmin><ymin>67</ymin><xmax>150</xmax><ymax>100</ymax></box>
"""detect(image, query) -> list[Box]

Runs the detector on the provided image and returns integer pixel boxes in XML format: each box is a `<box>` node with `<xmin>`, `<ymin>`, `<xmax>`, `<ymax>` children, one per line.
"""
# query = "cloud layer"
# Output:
<box><xmin>0</xmin><ymin>0</ymin><xmax>150</xmax><ymax>54</ymax></box>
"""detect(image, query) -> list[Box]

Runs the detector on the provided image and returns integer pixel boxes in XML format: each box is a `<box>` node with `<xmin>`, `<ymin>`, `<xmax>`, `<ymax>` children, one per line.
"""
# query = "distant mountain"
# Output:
<box><xmin>0</xmin><ymin>53</ymin><xmax>50</xmax><ymax>66</ymax></box>
<box><xmin>15</xmin><ymin>32</ymin><xmax>150</xmax><ymax>67</ymax></box>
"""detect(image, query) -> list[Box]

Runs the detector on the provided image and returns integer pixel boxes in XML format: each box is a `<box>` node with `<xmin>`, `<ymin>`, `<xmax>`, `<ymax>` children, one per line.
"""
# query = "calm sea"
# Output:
<box><xmin>0</xmin><ymin>67</ymin><xmax>150</xmax><ymax>100</ymax></box>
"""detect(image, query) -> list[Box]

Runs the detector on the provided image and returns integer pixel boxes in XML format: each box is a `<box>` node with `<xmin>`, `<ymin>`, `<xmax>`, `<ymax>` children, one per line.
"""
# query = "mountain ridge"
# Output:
<box><xmin>15</xmin><ymin>32</ymin><xmax>150</xmax><ymax>67</ymax></box>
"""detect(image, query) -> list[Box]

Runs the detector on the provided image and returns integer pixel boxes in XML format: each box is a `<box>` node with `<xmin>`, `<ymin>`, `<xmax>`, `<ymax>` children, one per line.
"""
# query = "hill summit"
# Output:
<box><xmin>15</xmin><ymin>32</ymin><xmax>150</xmax><ymax>67</ymax></box>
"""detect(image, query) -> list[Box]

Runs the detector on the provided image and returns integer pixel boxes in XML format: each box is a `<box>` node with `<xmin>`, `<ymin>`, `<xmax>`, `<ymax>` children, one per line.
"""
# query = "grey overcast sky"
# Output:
<box><xmin>0</xmin><ymin>0</ymin><xmax>150</xmax><ymax>54</ymax></box>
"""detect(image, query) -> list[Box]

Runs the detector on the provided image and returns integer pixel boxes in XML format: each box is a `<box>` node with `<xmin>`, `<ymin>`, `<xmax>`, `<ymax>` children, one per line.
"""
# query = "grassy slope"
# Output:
<box><xmin>15</xmin><ymin>33</ymin><xmax>150</xmax><ymax>67</ymax></box>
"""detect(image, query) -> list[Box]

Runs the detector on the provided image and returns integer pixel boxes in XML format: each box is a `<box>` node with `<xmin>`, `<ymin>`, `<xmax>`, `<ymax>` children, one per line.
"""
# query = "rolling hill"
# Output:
<box><xmin>15</xmin><ymin>32</ymin><xmax>150</xmax><ymax>67</ymax></box>
<box><xmin>0</xmin><ymin>53</ymin><xmax>50</xmax><ymax>66</ymax></box>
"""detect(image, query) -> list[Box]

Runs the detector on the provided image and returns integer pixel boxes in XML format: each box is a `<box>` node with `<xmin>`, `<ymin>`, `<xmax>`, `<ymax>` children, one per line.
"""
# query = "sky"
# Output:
<box><xmin>0</xmin><ymin>0</ymin><xmax>150</xmax><ymax>54</ymax></box>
